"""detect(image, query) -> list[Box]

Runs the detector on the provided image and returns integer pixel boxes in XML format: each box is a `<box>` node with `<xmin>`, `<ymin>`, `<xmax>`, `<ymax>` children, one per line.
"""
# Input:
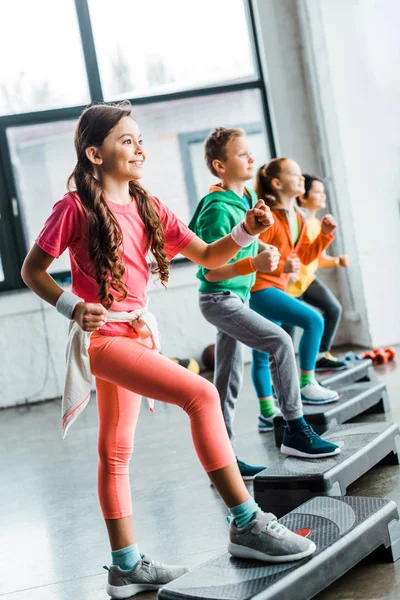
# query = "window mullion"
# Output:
<box><xmin>74</xmin><ymin>0</ymin><xmax>103</xmax><ymax>102</ymax></box>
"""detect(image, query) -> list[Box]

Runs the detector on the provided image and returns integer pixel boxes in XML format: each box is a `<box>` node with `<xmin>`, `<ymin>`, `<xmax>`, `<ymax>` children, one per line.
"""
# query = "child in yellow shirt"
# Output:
<box><xmin>285</xmin><ymin>175</ymin><xmax>350</xmax><ymax>371</ymax></box>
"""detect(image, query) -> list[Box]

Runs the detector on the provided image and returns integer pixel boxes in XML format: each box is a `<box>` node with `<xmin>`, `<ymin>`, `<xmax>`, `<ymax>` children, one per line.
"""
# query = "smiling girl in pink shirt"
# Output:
<box><xmin>22</xmin><ymin>102</ymin><xmax>316</xmax><ymax>599</ymax></box>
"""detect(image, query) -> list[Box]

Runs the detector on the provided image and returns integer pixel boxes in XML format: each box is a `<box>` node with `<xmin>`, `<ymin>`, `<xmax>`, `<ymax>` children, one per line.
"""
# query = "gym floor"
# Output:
<box><xmin>1</xmin><ymin>352</ymin><xmax>399</xmax><ymax>600</ymax></box>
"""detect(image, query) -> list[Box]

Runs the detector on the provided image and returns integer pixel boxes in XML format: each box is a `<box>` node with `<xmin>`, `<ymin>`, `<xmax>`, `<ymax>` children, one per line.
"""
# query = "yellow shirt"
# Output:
<box><xmin>287</xmin><ymin>215</ymin><xmax>338</xmax><ymax>298</ymax></box>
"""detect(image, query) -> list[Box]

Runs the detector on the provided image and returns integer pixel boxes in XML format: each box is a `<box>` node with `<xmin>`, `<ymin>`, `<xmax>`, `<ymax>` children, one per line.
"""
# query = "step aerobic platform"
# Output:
<box><xmin>159</xmin><ymin>496</ymin><xmax>400</xmax><ymax>600</ymax></box>
<box><xmin>317</xmin><ymin>357</ymin><xmax>374</xmax><ymax>387</ymax></box>
<box><xmin>273</xmin><ymin>380</ymin><xmax>389</xmax><ymax>446</ymax></box>
<box><xmin>254</xmin><ymin>422</ymin><xmax>400</xmax><ymax>517</ymax></box>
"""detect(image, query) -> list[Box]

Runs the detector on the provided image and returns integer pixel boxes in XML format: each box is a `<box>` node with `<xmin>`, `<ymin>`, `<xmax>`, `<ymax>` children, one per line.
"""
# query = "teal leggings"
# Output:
<box><xmin>250</xmin><ymin>287</ymin><xmax>324</xmax><ymax>397</ymax></box>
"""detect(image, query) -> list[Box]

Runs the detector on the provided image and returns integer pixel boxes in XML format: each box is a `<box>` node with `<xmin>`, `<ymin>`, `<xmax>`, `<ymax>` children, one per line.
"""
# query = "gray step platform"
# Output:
<box><xmin>273</xmin><ymin>380</ymin><xmax>389</xmax><ymax>446</ymax></box>
<box><xmin>317</xmin><ymin>357</ymin><xmax>374</xmax><ymax>387</ymax></box>
<box><xmin>159</xmin><ymin>496</ymin><xmax>400</xmax><ymax>600</ymax></box>
<box><xmin>254</xmin><ymin>422</ymin><xmax>400</xmax><ymax>517</ymax></box>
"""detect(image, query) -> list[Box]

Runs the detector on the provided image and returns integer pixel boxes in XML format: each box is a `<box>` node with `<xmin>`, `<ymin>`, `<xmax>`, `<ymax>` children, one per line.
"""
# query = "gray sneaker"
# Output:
<box><xmin>228</xmin><ymin>511</ymin><xmax>316</xmax><ymax>562</ymax></box>
<box><xmin>105</xmin><ymin>554</ymin><xmax>189</xmax><ymax>599</ymax></box>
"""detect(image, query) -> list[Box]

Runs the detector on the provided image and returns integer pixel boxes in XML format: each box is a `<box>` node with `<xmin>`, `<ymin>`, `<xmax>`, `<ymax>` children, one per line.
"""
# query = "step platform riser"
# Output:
<box><xmin>255</xmin><ymin>423</ymin><xmax>400</xmax><ymax>518</ymax></box>
<box><xmin>159</xmin><ymin>497</ymin><xmax>400</xmax><ymax>600</ymax></box>
<box><xmin>317</xmin><ymin>358</ymin><xmax>374</xmax><ymax>387</ymax></box>
<box><xmin>273</xmin><ymin>381</ymin><xmax>389</xmax><ymax>446</ymax></box>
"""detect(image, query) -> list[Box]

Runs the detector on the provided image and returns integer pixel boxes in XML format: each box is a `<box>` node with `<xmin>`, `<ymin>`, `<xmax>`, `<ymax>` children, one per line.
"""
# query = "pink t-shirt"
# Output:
<box><xmin>36</xmin><ymin>192</ymin><xmax>195</xmax><ymax>337</ymax></box>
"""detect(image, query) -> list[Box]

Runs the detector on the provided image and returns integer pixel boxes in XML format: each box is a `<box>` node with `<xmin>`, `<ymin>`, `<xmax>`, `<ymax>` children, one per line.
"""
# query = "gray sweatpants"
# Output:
<box><xmin>199</xmin><ymin>291</ymin><xmax>303</xmax><ymax>443</ymax></box>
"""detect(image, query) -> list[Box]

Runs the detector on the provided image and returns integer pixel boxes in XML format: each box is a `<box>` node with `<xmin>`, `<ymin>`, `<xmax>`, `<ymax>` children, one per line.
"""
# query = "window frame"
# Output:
<box><xmin>0</xmin><ymin>0</ymin><xmax>276</xmax><ymax>290</ymax></box>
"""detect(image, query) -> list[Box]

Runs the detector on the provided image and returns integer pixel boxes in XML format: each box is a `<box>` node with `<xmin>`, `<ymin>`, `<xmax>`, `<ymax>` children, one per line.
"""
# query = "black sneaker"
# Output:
<box><xmin>281</xmin><ymin>424</ymin><xmax>341</xmax><ymax>458</ymax></box>
<box><xmin>237</xmin><ymin>458</ymin><xmax>267</xmax><ymax>481</ymax></box>
<box><xmin>315</xmin><ymin>354</ymin><xmax>347</xmax><ymax>371</ymax></box>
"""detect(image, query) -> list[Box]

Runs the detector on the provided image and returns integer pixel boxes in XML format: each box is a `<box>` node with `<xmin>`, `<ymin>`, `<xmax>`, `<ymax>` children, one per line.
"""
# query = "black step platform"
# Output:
<box><xmin>273</xmin><ymin>380</ymin><xmax>389</xmax><ymax>446</ymax></box>
<box><xmin>317</xmin><ymin>357</ymin><xmax>374</xmax><ymax>387</ymax></box>
<box><xmin>159</xmin><ymin>496</ymin><xmax>400</xmax><ymax>600</ymax></box>
<box><xmin>254</xmin><ymin>422</ymin><xmax>400</xmax><ymax>517</ymax></box>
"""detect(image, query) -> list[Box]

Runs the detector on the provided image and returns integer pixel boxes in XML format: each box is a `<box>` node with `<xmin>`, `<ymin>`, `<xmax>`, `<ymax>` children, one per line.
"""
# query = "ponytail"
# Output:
<box><xmin>255</xmin><ymin>158</ymin><xmax>288</xmax><ymax>208</ymax></box>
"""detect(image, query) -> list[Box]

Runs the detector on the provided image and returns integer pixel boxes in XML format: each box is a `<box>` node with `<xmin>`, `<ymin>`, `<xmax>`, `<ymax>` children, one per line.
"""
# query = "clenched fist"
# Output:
<box><xmin>321</xmin><ymin>214</ymin><xmax>337</xmax><ymax>235</ymax></box>
<box><xmin>338</xmin><ymin>254</ymin><xmax>350</xmax><ymax>267</ymax></box>
<box><xmin>253</xmin><ymin>245</ymin><xmax>280</xmax><ymax>273</ymax></box>
<box><xmin>73</xmin><ymin>302</ymin><xmax>108</xmax><ymax>332</ymax></box>
<box><xmin>244</xmin><ymin>199</ymin><xmax>274</xmax><ymax>236</ymax></box>
<box><xmin>283</xmin><ymin>252</ymin><xmax>301</xmax><ymax>274</ymax></box>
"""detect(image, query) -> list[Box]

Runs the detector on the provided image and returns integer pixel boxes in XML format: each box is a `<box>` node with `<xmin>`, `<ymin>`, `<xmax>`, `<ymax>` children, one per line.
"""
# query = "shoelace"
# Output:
<box><xmin>257</xmin><ymin>512</ymin><xmax>288</xmax><ymax>536</ymax></box>
<box><xmin>300</xmin><ymin>424</ymin><xmax>319</xmax><ymax>441</ymax></box>
<box><xmin>265</xmin><ymin>519</ymin><xmax>289</xmax><ymax>536</ymax></box>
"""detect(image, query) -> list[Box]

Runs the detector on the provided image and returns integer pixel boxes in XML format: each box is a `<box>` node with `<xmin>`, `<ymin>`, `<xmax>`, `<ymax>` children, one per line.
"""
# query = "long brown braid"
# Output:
<box><xmin>67</xmin><ymin>102</ymin><xmax>169</xmax><ymax>309</ymax></box>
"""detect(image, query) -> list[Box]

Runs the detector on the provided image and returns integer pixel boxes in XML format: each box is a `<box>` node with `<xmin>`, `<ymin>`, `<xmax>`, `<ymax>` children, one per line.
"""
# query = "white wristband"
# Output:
<box><xmin>56</xmin><ymin>291</ymin><xmax>84</xmax><ymax>320</ymax></box>
<box><xmin>231</xmin><ymin>221</ymin><xmax>259</xmax><ymax>247</ymax></box>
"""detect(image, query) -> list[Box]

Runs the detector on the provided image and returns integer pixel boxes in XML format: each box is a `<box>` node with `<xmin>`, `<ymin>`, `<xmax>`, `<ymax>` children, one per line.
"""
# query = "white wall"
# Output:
<box><xmin>299</xmin><ymin>0</ymin><xmax>400</xmax><ymax>346</ymax></box>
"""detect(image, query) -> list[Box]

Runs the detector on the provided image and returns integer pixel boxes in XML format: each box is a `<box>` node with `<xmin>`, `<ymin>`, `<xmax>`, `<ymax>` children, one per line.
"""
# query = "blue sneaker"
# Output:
<box><xmin>237</xmin><ymin>458</ymin><xmax>267</xmax><ymax>480</ymax></box>
<box><xmin>258</xmin><ymin>409</ymin><xmax>282</xmax><ymax>433</ymax></box>
<box><xmin>280</xmin><ymin>424</ymin><xmax>341</xmax><ymax>458</ymax></box>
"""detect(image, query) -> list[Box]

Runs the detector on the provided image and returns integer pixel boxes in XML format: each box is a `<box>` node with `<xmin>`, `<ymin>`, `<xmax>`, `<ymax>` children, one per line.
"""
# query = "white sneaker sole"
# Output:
<box><xmin>301</xmin><ymin>393</ymin><xmax>340</xmax><ymax>405</ymax></box>
<box><xmin>107</xmin><ymin>582</ymin><xmax>160</xmax><ymax>598</ymax></box>
<box><xmin>280</xmin><ymin>444</ymin><xmax>342</xmax><ymax>458</ymax></box>
<box><xmin>227</xmin><ymin>540</ymin><xmax>316</xmax><ymax>562</ymax></box>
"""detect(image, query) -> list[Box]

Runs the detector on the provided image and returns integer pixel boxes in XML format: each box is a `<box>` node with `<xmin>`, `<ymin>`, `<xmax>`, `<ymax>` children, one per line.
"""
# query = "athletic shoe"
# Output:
<box><xmin>258</xmin><ymin>409</ymin><xmax>282</xmax><ymax>433</ymax></box>
<box><xmin>315</xmin><ymin>352</ymin><xmax>347</xmax><ymax>371</ymax></box>
<box><xmin>228</xmin><ymin>510</ymin><xmax>316</xmax><ymax>562</ymax></box>
<box><xmin>105</xmin><ymin>554</ymin><xmax>189</xmax><ymax>599</ymax></box>
<box><xmin>237</xmin><ymin>457</ymin><xmax>266</xmax><ymax>481</ymax></box>
<box><xmin>326</xmin><ymin>351</ymin><xmax>341</xmax><ymax>361</ymax></box>
<box><xmin>301</xmin><ymin>380</ymin><xmax>339</xmax><ymax>404</ymax></box>
<box><xmin>280</xmin><ymin>423</ymin><xmax>341</xmax><ymax>458</ymax></box>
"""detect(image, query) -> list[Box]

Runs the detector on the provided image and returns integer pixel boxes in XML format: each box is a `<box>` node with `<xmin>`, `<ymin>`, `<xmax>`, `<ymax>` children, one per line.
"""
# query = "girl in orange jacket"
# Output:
<box><xmin>251</xmin><ymin>158</ymin><xmax>340</xmax><ymax>432</ymax></box>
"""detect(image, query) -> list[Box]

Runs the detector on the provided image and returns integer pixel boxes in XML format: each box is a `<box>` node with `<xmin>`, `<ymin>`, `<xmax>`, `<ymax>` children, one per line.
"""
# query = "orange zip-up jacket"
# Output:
<box><xmin>251</xmin><ymin>208</ymin><xmax>334</xmax><ymax>293</ymax></box>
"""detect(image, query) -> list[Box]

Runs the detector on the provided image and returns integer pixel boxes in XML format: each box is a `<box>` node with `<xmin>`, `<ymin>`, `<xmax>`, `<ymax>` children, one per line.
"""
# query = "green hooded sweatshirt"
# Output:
<box><xmin>188</xmin><ymin>184</ymin><xmax>258</xmax><ymax>302</ymax></box>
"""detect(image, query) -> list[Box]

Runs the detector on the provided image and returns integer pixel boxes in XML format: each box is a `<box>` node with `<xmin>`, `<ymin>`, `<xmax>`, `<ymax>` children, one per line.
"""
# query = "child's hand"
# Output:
<box><xmin>73</xmin><ymin>302</ymin><xmax>108</xmax><ymax>332</ymax></box>
<box><xmin>253</xmin><ymin>245</ymin><xmax>280</xmax><ymax>273</ymax></box>
<box><xmin>321</xmin><ymin>214</ymin><xmax>337</xmax><ymax>234</ymax></box>
<box><xmin>288</xmin><ymin>273</ymin><xmax>299</xmax><ymax>284</ymax></box>
<box><xmin>338</xmin><ymin>254</ymin><xmax>350</xmax><ymax>267</ymax></box>
<box><xmin>283</xmin><ymin>252</ymin><xmax>301</xmax><ymax>274</ymax></box>
<box><xmin>244</xmin><ymin>199</ymin><xmax>274</xmax><ymax>235</ymax></box>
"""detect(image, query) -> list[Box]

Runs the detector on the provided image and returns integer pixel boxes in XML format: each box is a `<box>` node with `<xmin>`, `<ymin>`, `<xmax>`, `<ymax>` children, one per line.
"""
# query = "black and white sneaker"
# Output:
<box><xmin>315</xmin><ymin>352</ymin><xmax>347</xmax><ymax>372</ymax></box>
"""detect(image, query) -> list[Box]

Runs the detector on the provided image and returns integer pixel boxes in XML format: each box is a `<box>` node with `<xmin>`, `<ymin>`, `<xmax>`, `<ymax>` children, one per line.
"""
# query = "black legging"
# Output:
<box><xmin>283</xmin><ymin>278</ymin><xmax>342</xmax><ymax>352</ymax></box>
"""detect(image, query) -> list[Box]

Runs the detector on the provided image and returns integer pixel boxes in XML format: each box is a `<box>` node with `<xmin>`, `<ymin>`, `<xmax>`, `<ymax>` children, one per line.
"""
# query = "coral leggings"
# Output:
<box><xmin>89</xmin><ymin>332</ymin><xmax>235</xmax><ymax>519</ymax></box>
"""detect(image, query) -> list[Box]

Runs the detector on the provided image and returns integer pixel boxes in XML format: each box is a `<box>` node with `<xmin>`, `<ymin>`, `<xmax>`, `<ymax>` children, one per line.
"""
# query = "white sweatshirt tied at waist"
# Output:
<box><xmin>61</xmin><ymin>305</ymin><xmax>160</xmax><ymax>439</ymax></box>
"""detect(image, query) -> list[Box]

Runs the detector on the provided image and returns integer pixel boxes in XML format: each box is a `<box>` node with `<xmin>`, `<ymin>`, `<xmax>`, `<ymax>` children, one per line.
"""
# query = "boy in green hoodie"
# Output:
<box><xmin>189</xmin><ymin>128</ymin><xmax>340</xmax><ymax>479</ymax></box>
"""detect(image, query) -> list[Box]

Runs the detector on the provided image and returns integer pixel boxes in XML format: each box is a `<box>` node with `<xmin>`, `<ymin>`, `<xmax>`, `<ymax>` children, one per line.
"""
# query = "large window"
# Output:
<box><xmin>0</xmin><ymin>0</ymin><xmax>275</xmax><ymax>290</ymax></box>
<box><xmin>89</xmin><ymin>0</ymin><xmax>256</xmax><ymax>100</ymax></box>
<box><xmin>0</xmin><ymin>0</ymin><xmax>90</xmax><ymax>116</ymax></box>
